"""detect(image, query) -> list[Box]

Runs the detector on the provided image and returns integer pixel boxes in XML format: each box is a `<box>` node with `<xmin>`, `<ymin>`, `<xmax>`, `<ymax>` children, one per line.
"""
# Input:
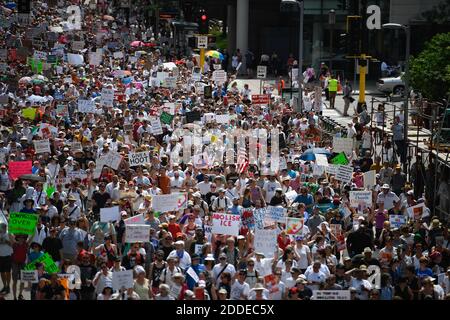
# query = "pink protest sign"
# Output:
<box><xmin>8</xmin><ymin>161</ymin><xmax>32</xmax><ymax>180</ymax></box>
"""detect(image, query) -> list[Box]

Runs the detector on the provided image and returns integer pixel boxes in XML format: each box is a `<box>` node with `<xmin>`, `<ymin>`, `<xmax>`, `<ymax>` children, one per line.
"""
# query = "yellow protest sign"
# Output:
<box><xmin>22</xmin><ymin>107</ymin><xmax>37</xmax><ymax>120</ymax></box>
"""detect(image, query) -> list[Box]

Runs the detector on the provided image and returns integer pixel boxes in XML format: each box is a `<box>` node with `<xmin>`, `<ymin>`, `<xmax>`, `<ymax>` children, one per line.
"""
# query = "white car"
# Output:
<box><xmin>376</xmin><ymin>73</ymin><xmax>406</xmax><ymax>96</ymax></box>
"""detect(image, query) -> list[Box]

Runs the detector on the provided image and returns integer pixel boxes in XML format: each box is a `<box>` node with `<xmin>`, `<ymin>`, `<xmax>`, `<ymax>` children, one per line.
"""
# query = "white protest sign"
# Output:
<box><xmin>389</xmin><ymin>215</ymin><xmax>407</xmax><ymax>229</ymax></box>
<box><xmin>112</xmin><ymin>270</ymin><xmax>134</xmax><ymax>290</ymax></box>
<box><xmin>151</xmin><ymin>193</ymin><xmax>188</xmax><ymax>212</ymax></box>
<box><xmin>88</xmin><ymin>52</ymin><xmax>102</xmax><ymax>66</ymax></box>
<box><xmin>257</xmin><ymin>65</ymin><xmax>267</xmax><ymax>79</ymax></box>
<box><xmin>349</xmin><ymin>191</ymin><xmax>372</xmax><ymax>209</ymax></box>
<box><xmin>333</xmin><ymin>137</ymin><xmax>354</xmax><ymax>156</ymax></box>
<box><xmin>312</xmin><ymin>164</ymin><xmax>325</xmax><ymax>176</ymax></box>
<box><xmin>213</xmin><ymin>64</ymin><xmax>222</xmax><ymax>70</ymax></box>
<box><xmin>162</xmin><ymin>77</ymin><xmax>177</xmax><ymax>88</ymax></box>
<box><xmin>335</xmin><ymin>165</ymin><xmax>354</xmax><ymax>183</ymax></box>
<box><xmin>125</xmin><ymin>224</ymin><xmax>150</xmax><ymax>243</ymax></box>
<box><xmin>150</xmin><ymin>119</ymin><xmax>163</xmax><ymax>135</ymax></box>
<box><xmin>123</xmin><ymin>213</ymin><xmax>145</xmax><ymax>225</ymax></box>
<box><xmin>363</xmin><ymin>170</ymin><xmax>376</xmax><ymax>190</ymax></box>
<box><xmin>407</xmin><ymin>203</ymin><xmax>426</xmax><ymax>220</ymax></box>
<box><xmin>100</xmin><ymin>88</ymin><xmax>114</xmax><ymax>107</ymax></box>
<box><xmin>21</xmin><ymin>270</ymin><xmax>38</xmax><ymax>283</ymax></box>
<box><xmin>215</xmin><ymin>114</ymin><xmax>230</xmax><ymax>124</ymax></box>
<box><xmin>212</xmin><ymin>70</ymin><xmax>227</xmax><ymax>84</ymax></box>
<box><xmin>211</xmin><ymin>213</ymin><xmax>240</xmax><ymax>236</ymax></box>
<box><xmin>33</xmin><ymin>50</ymin><xmax>48</xmax><ymax>60</ymax></box>
<box><xmin>313</xmin><ymin>290</ymin><xmax>350</xmax><ymax>300</ymax></box>
<box><xmin>254</xmin><ymin>228</ymin><xmax>278</xmax><ymax>258</ymax></box>
<box><xmin>266</xmin><ymin>206</ymin><xmax>287</xmax><ymax>223</ymax></box>
<box><xmin>186</xmin><ymin>267</ymin><xmax>200</xmax><ymax>283</ymax></box>
<box><xmin>98</xmin><ymin>152</ymin><xmax>123</xmax><ymax>170</ymax></box>
<box><xmin>113</xmin><ymin>51</ymin><xmax>124</xmax><ymax>59</ymax></box>
<box><xmin>128</xmin><ymin>151</ymin><xmax>151</xmax><ymax>167</ymax></box>
<box><xmin>285</xmin><ymin>190</ymin><xmax>298</xmax><ymax>203</ymax></box>
<box><xmin>315</xmin><ymin>154</ymin><xmax>329</xmax><ymax>167</ymax></box>
<box><xmin>77</xmin><ymin>99</ymin><xmax>95</xmax><ymax>113</ymax></box>
<box><xmin>72</xmin><ymin>141</ymin><xmax>82</xmax><ymax>151</ymax></box>
<box><xmin>33</xmin><ymin>139</ymin><xmax>51</xmax><ymax>154</ymax></box>
<box><xmin>325</xmin><ymin>164</ymin><xmax>339</xmax><ymax>175</ymax></box>
<box><xmin>67</xmin><ymin>53</ymin><xmax>84</xmax><ymax>65</ymax></box>
<box><xmin>100</xmin><ymin>206</ymin><xmax>121</xmax><ymax>222</ymax></box>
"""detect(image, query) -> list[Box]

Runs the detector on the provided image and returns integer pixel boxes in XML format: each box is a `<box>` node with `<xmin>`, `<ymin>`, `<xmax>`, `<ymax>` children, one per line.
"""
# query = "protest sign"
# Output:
<box><xmin>335</xmin><ymin>165</ymin><xmax>354</xmax><ymax>183</ymax></box>
<box><xmin>98</xmin><ymin>152</ymin><xmax>122</xmax><ymax>170</ymax></box>
<box><xmin>330</xmin><ymin>224</ymin><xmax>342</xmax><ymax>238</ymax></box>
<box><xmin>312</xmin><ymin>164</ymin><xmax>325</xmax><ymax>176</ymax></box>
<box><xmin>330</xmin><ymin>152</ymin><xmax>349</xmax><ymax>165</ymax></box>
<box><xmin>254</xmin><ymin>228</ymin><xmax>278</xmax><ymax>258</ymax></box>
<box><xmin>24</xmin><ymin>252</ymin><xmax>59</xmax><ymax>274</ymax></box>
<box><xmin>67</xmin><ymin>53</ymin><xmax>84</xmax><ymax>65</ymax></box>
<box><xmin>33</xmin><ymin>139</ymin><xmax>51</xmax><ymax>154</ymax></box>
<box><xmin>212</xmin><ymin>70</ymin><xmax>227</xmax><ymax>83</ymax></box>
<box><xmin>325</xmin><ymin>164</ymin><xmax>339</xmax><ymax>175</ymax></box>
<box><xmin>124</xmin><ymin>214</ymin><xmax>145</xmax><ymax>225</ymax></box>
<box><xmin>8</xmin><ymin>161</ymin><xmax>32</xmax><ymax>180</ymax></box>
<box><xmin>22</xmin><ymin>107</ymin><xmax>37</xmax><ymax>120</ymax></box>
<box><xmin>315</xmin><ymin>154</ymin><xmax>329</xmax><ymax>167</ymax></box>
<box><xmin>313</xmin><ymin>290</ymin><xmax>350</xmax><ymax>300</ymax></box>
<box><xmin>389</xmin><ymin>215</ymin><xmax>407</xmax><ymax>229</ymax></box>
<box><xmin>8</xmin><ymin>213</ymin><xmax>39</xmax><ymax>235</ymax></box>
<box><xmin>211</xmin><ymin>213</ymin><xmax>240</xmax><ymax>236</ymax></box>
<box><xmin>125</xmin><ymin>224</ymin><xmax>151</xmax><ymax>243</ymax></box>
<box><xmin>162</xmin><ymin>77</ymin><xmax>177</xmax><ymax>88</ymax></box>
<box><xmin>113</xmin><ymin>51</ymin><xmax>124</xmax><ymax>59</ymax></box>
<box><xmin>150</xmin><ymin>119</ymin><xmax>163</xmax><ymax>135</ymax></box>
<box><xmin>72</xmin><ymin>41</ymin><xmax>85</xmax><ymax>51</ymax></box>
<box><xmin>100</xmin><ymin>88</ymin><xmax>114</xmax><ymax>107</ymax></box>
<box><xmin>407</xmin><ymin>203</ymin><xmax>426</xmax><ymax>220</ymax></box>
<box><xmin>285</xmin><ymin>217</ymin><xmax>304</xmax><ymax>236</ymax></box>
<box><xmin>186</xmin><ymin>111</ymin><xmax>201</xmax><ymax>123</ymax></box>
<box><xmin>349</xmin><ymin>191</ymin><xmax>372</xmax><ymax>210</ymax></box>
<box><xmin>21</xmin><ymin>270</ymin><xmax>38</xmax><ymax>283</ymax></box>
<box><xmin>151</xmin><ymin>193</ymin><xmax>188</xmax><ymax>212</ymax></box>
<box><xmin>160</xmin><ymin>111</ymin><xmax>174</xmax><ymax>124</ymax></box>
<box><xmin>56</xmin><ymin>104</ymin><xmax>68</xmax><ymax>117</ymax></box>
<box><xmin>128</xmin><ymin>151</ymin><xmax>151</xmax><ymax>167</ymax></box>
<box><xmin>215</xmin><ymin>114</ymin><xmax>230</xmax><ymax>124</ymax></box>
<box><xmin>77</xmin><ymin>99</ymin><xmax>95</xmax><ymax>113</ymax></box>
<box><xmin>252</xmin><ymin>94</ymin><xmax>270</xmax><ymax>105</ymax></box>
<box><xmin>285</xmin><ymin>190</ymin><xmax>298</xmax><ymax>203</ymax></box>
<box><xmin>253</xmin><ymin>208</ymin><xmax>266</xmax><ymax>230</ymax></box>
<box><xmin>72</xmin><ymin>142</ymin><xmax>82</xmax><ymax>151</ymax></box>
<box><xmin>241</xmin><ymin>209</ymin><xmax>255</xmax><ymax>231</ymax></box>
<box><xmin>112</xmin><ymin>270</ymin><xmax>134</xmax><ymax>291</ymax></box>
<box><xmin>265</xmin><ymin>206</ymin><xmax>287</xmax><ymax>223</ymax></box>
<box><xmin>332</xmin><ymin>137</ymin><xmax>353</xmax><ymax>156</ymax></box>
<box><xmin>88</xmin><ymin>52</ymin><xmax>102</xmax><ymax>66</ymax></box>
<box><xmin>100</xmin><ymin>206</ymin><xmax>121</xmax><ymax>222</ymax></box>
<box><xmin>363</xmin><ymin>170</ymin><xmax>376</xmax><ymax>190</ymax></box>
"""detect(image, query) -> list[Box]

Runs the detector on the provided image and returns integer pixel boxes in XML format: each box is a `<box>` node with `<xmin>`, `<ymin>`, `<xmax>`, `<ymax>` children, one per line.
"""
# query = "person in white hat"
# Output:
<box><xmin>376</xmin><ymin>184</ymin><xmax>400</xmax><ymax>211</ymax></box>
<box><xmin>167</xmin><ymin>240</ymin><xmax>191</xmax><ymax>270</ymax></box>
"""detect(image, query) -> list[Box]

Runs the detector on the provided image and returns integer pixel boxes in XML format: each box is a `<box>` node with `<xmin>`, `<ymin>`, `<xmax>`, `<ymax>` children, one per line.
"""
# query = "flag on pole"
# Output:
<box><xmin>237</xmin><ymin>146</ymin><xmax>249</xmax><ymax>174</ymax></box>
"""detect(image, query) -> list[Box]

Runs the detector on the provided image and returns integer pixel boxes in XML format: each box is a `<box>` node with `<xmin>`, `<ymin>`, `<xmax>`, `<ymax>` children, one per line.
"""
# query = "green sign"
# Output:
<box><xmin>45</xmin><ymin>184</ymin><xmax>56</xmax><ymax>198</ymax></box>
<box><xmin>330</xmin><ymin>152</ymin><xmax>349</xmax><ymax>165</ymax></box>
<box><xmin>24</xmin><ymin>252</ymin><xmax>59</xmax><ymax>274</ymax></box>
<box><xmin>47</xmin><ymin>55</ymin><xmax>58</xmax><ymax>64</ymax></box>
<box><xmin>160</xmin><ymin>111</ymin><xmax>174</xmax><ymax>125</ymax></box>
<box><xmin>9</xmin><ymin>212</ymin><xmax>39</xmax><ymax>235</ymax></box>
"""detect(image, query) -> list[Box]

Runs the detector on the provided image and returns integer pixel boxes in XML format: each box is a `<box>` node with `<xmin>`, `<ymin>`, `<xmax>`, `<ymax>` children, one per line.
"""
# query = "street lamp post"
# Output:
<box><xmin>281</xmin><ymin>0</ymin><xmax>304</xmax><ymax>114</ymax></box>
<box><xmin>382</xmin><ymin>23</ymin><xmax>411</xmax><ymax>174</ymax></box>
<box><xmin>328</xmin><ymin>9</ymin><xmax>336</xmax><ymax>72</ymax></box>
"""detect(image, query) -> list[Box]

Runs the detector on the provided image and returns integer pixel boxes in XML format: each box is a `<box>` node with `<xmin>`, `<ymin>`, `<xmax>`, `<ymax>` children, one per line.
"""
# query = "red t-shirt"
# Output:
<box><xmin>277</xmin><ymin>235</ymin><xmax>291</xmax><ymax>251</ymax></box>
<box><xmin>168</xmin><ymin>223</ymin><xmax>182</xmax><ymax>239</ymax></box>
<box><xmin>12</xmin><ymin>243</ymin><xmax>28</xmax><ymax>264</ymax></box>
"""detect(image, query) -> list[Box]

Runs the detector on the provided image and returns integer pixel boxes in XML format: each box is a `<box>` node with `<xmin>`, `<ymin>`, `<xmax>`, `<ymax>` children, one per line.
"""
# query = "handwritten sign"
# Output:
<box><xmin>285</xmin><ymin>217</ymin><xmax>304</xmax><ymax>236</ymax></box>
<box><xmin>33</xmin><ymin>139</ymin><xmax>51</xmax><ymax>154</ymax></box>
<box><xmin>128</xmin><ymin>151</ymin><xmax>151</xmax><ymax>167</ymax></box>
<box><xmin>77</xmin><ymin>99</ymin><xmax>95</xmax><ymax>113</ymax></box>
<box><xmin>124</xmin><ymin>214</ymin><xmax>145</xmax><ymax>225</ymax></box>
<box><xmin>9</xmin><ymin>213</ymin><xmax>39</xmax><ymax>235</ymax></box>
<box><xmin>212</xmin><ymin>213</ymin><xmax>240</xmax><ymax>236</ymax></box>
<box><xmin>8</xmin><ymin>161</ymin><xmax>32</xmax><ymax>180</ymax></box>
<box><xmin>112</xmin><ymin>270</ymin><xmax>134</xmax><ymax>291</ymax></box>
<box><xmin>335</xmin><ymin>165</ymin><xmax>354</xmax><ymax>183</ymax></box>
<box><xmin>97</xmin><ymin>152</ymin><xmax>123</xmax><ymax>170</ymax></box>
<box><xmin>313</xmin><ymin>290</ymin><xmax>350</xmax><ymax>300</ymax></box>
<box><xmin>266</xmin><ymin>206</ymin><xmax>287</xmax><ymax>223</ymax></box>
<box><xmin>349</xmin><ymin>191</ymin><xmax>372</xmax><ymax>210</ymax></box>
<box><xmin>100</xmin><ymin>88</ymin><xmax>114</xmax><ymax>107</ymax></box>
<box><xmin>21</xmin><ymin>270</ymin><xmax>38</xmax><ymax>283</ymax></box>
<box><xmin>125</xmin><ymin>224</ymin><xmax>150</xmax><ymax>243</ymax></box>
<box><xmin>100</xmin><ymin>206</ymin><xmax>121</xmax><ymax>222</ymax></box>
<box><xmin>254</xmin><ymin>228</ymin><xmax>278</xmax><ymax>258</ymax></box>
<box><xmin>150</xmin><ymin>118</ymin><xmax>163</xmax><ymax>135</ymax></box>
<box><xmin>332</xmin><ymin>137</ymin><xmax>353</xmax><ymax>156</ymax></box>
<box><xmin>151</xmin><ymin>193</ymin><xmax>188</xmax><ymax>212</ymax></box>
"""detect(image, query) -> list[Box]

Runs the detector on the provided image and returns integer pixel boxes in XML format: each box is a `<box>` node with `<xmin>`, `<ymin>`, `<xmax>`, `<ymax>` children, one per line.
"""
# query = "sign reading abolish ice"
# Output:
<box><xmin>151</xmin><ymin>193</ymin><xmax>188</xmax><ymax>212</ymax></box>
<box><xmin>9</xmin><ymin>213</ymin><xmax>39</xmax><ymax>235</ymax></box>
<box><xmin>254</xmin><ymin>228</ymin><xmax>278</xmax><ymax>258</ymax></box>
<box><xmin>211</xmin><ymin>213</ymin><xmax>240</xmax><ymax>236</ymax></box>
<box><xmin>128</xmin><ymin>151</ymin><xmax>151</xmax><ymax>167</ymax></box>
<box><xmin>125</xmin><ymin>224</ymin><xmax>150</xmax><ymax>243</ymax></box>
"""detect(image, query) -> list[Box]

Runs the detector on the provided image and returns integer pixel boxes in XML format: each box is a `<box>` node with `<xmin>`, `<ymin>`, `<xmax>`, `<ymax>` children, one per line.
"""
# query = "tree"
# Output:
<box><xmin>421</xmin><ymin>0</ymin><xmax>450</xmax><ymax>24</ymax></box>
<box><xmin>407</xmin><ymin>32</ymin><xmax>450</xmax><ymax>101</ymax></box>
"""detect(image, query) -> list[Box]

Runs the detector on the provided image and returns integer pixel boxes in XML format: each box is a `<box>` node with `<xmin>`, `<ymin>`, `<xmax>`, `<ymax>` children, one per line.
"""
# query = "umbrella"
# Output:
<box><xmin>299</xmin><ymin>148</ymin><xmax>332</xmax><ymax>161</ymax></box>
<box><xmin>19</xmin><ymin>174</ymin><xmax>46</xmax><ymax>182</ymax></box>
<box><xmin>27</xmin><ymin>95</ymin><xmax>49</xmax><ymax>103</ymax></box>
<box><xmin>103</xmin><ymin>15</ymin><xmax>114</xmax><ymax>21</ymax></box>
<box><xmin>205</xmin><ymin>50</ymin><xmax>224</xmax><ymax>60</ymax></box>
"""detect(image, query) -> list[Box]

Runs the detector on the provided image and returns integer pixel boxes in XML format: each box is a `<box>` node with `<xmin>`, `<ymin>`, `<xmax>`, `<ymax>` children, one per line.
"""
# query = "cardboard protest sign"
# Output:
<box><xmin>124</xmin><ymin>214</ymin><xmax>145</xmax><ymax>225</ymax></box>
<box><xmin>254</xmin><ymin>228</ymin><xmax>278</xmax><ymax>258</ymax></box>
<box><xmin>313</xmin><ymin>290</ymin><xmax>350</xmax><ymax>300</ymax></box>
<box><xmin>33</xmin><ymin>139</ymin><xmax>51</xmax><ymax>154</ymax></box>
<box><xmin>8</xmin><ymin>213</ymin><xmax>39</xmax><ymax>235</ymax></box>
<box><xmin>100</xmin><ymin>206</ymin><xmax>121</xmax><ymax>222</ymax></box>
<box><xmin>349</xmin><ymin>191</ymin><xmax>372</xmax><ymax>211</ymax></box>
<box><xmin>330</xmin><ymin>152</ymin><xmax>349</xmax><ymax>165</ymax></box>
<box><xmin>21</xmin><ymin>270</ymin><xmax>38</xmax><ymax>283</ymax></box>
<box><xmin>8</xmin><ymin>161</ymin><xmax>32</xmax><ymax>180</ymax></box>
<box><xmin>150</xmin><ymin>119</ymin><xmax>163</xmax><ymax>135</ymax></box>
<box><xmin>363</xmin><ymin>170</ymin><xmax>376</xmax><ymax>190</ymax></box>
<box><xmin>24</xmin><ymin>252</ymin><xmax>59</xmax><ymax>274</ymax></box>
<box><xmin>332</xmin><ymin>137</ymin><xmax>353</xmax><ymax>156</ymax></box>
<box><xmin>77</xmin><ymin>99</ymin><xmax>95</xmax><ymax>113</ymax></box>
<box><xmin>100</xmin><ymin>88</ymin><xmax>114</xmax><ymax>107</ymax></box>
<box><xmin>335</xmin><ymin>165</ymin><xmax>354</xmax><ymax>183</ymax></box>
<box><xmin>389</xmin><ymin>215</ymin><xmax>407</xmax><ymax>229</ymax></box>
<box><xmin>285</xmin><ymin>217</ymin><xmax>304</xmax><ymax>236</ymax></box>
<box><xmin>128</xmin><ymin>151</ymin><xmax>151</xmax><ymax>167</ymax></box>
<box><xmin>211</xmin><ymin>213</ymin><xmax>240</xmax><ymax>236</ymax></box>
<box><xmin>266</xmin><ymin>206</ymin><xmax>287</xmax><ymax>223</ymax></box>
<box><xmin>125</xmin><ymin>224</ymin><xmax>150</xmax><ymax>243</ymax></box>
<box><xmin>112</xmin><ymin>270</ymin><xmax>134</xmax><ymax>291</ymax></box>
<box><xmin>160</xmin><ymin>111</ymin><xmax>174</xmax><ymax>125</ymax></box>
<box><xmin>151</xmin><ymin>193</ymin><xmax>188</xmax><ymax>212</ymax></box>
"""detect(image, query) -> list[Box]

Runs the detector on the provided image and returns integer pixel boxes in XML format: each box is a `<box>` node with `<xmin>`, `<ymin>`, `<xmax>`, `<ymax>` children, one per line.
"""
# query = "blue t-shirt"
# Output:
<box><xmin>293</xmin><ymin>194</ymin><xmax>314</xmax><ymax>209</ymax></box>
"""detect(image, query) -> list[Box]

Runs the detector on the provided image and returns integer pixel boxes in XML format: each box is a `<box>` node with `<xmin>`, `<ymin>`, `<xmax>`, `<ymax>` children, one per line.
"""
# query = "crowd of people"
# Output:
<box><xmin>0</xmin><ymin>1</ymin><xmax>449</xmax><ymax>301</ymax></box>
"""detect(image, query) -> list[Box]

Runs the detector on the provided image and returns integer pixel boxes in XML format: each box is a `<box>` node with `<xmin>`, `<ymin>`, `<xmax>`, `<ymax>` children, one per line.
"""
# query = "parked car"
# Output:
<box><xmin>376</xmin><ymin>73</ymin><xmax>406</xmax><ymax>96</ymax></box>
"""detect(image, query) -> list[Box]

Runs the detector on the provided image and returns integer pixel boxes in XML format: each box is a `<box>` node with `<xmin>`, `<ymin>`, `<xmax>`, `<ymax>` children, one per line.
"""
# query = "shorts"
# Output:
<box><xmin>12</xmin><ymin>262</ymin><xmax>26</xmax><ymax>281</ymax></box>
<box><xmin>0</xmin><ymin>255</ymin><xmax>12</xmax><ymax>273</ymax></box>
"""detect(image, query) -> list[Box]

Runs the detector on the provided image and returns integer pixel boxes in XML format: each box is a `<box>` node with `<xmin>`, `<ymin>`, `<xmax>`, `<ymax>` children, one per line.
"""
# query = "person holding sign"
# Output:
<box><xmin>0</xmin><ymin>223</ymin><xmax>13</xmax><ymax>294</ymax></box>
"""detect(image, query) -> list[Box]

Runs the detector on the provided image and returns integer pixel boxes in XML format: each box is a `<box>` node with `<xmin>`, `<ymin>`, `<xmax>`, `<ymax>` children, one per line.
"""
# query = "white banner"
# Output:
<box><xmin>125</xmin><ymin>224</ymin><xmax>150</xmax><ymax>243</ymax></box>
<box><xmin>100</xmin><ymin>206</ymin><xmax>121</xmax><ymax>222</ymax></box>
<box><xmin>313</xmin><ymin>290</ymin><xmax>351</xmax><ymax>300</ymax></box>
<box><xmin>211</xmin><ymin>213</ymin><xmax>240</xmax><ymax>236</ymax></box>
<box><xmin>254</xmin><ymin>228</ymin><xmax>278</xmax><ymax>258</ymax></box>
<box><xmin>151</xmin><ymin>193</ymin><xmax>188</xmax><ymax>212</ymax></box>
<box><xmin>349</xmin><ymin>191</ymin><xmax>372</xmax><ymax>209</ymax></box>
<box><xmin>112</xmin><ymin>270</ymin><xmax>134</xmax><ymax>290</ymax></box>
<box><xmin>33</xmin><ymin>139</ymin><xmax>51</xmax><ymax>154</ymax></box>
<box><xmin>128</xmin><ymin>151</ymin><xmax>151</xmax><ymax>167</ymax></box>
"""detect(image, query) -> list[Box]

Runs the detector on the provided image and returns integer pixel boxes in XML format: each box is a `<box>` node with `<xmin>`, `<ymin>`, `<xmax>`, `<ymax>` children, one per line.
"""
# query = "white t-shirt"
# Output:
<box><xmin>294</xmin><ymin>245</ymin><xmax>311</xmax><ymax>269</ymax></box>
<box><xmin>263</xmin><ymin>180</ymin><xmax>281</xmax><ymax>203</ymax></box>
<box><xmin>376</xmin><ymin>191</ymin><xmax>400</xmax><ymax>211</ymax></box>
<box><xmin>230</xmin><ymin>280</ymin><xmax>250</xmax><ymax>300</ymax></box>
<box><xmin>196</xmin><ymin>181</ymin><xmax>212</xmax><ymax>195</ymax></box>
<box><xmin>350</xmin><ymin>277</ymin><xmax>372</xmax><ymax>300</ymax></box>
<box><xmin>304</xmin><ymin>270</ymin><xmax>326</xmax><ymax>291</ymax></box>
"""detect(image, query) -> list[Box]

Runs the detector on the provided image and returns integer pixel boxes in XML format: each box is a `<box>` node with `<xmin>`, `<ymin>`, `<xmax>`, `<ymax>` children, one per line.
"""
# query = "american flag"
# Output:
<box><xmin>237</xmin><ymin>145</ymin><xmax>249</xmax><ymax>174</ymax></box>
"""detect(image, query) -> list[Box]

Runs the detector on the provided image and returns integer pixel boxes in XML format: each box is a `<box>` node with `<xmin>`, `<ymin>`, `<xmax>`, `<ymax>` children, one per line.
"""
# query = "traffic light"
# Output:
<box><xmin>18</xmin><ymin>0</ymin><xmax>31</xmax><ymax>13</ymax></box>
<box><xmin>198</xmin><ymin>9</ymin><xmax>209</xmax><ymax>34</ymax></box>
<box><xmin>346</xmin><ymin>16</ymin><xmax>362</xmax><ymax>56</ymax></box>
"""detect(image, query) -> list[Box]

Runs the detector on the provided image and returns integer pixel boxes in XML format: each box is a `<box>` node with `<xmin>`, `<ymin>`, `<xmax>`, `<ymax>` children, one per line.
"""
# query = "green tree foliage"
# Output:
<box><xmin>407</xmin><ymin>32</ymin><xmax>450</xmax><ymax>101</ymax></box>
